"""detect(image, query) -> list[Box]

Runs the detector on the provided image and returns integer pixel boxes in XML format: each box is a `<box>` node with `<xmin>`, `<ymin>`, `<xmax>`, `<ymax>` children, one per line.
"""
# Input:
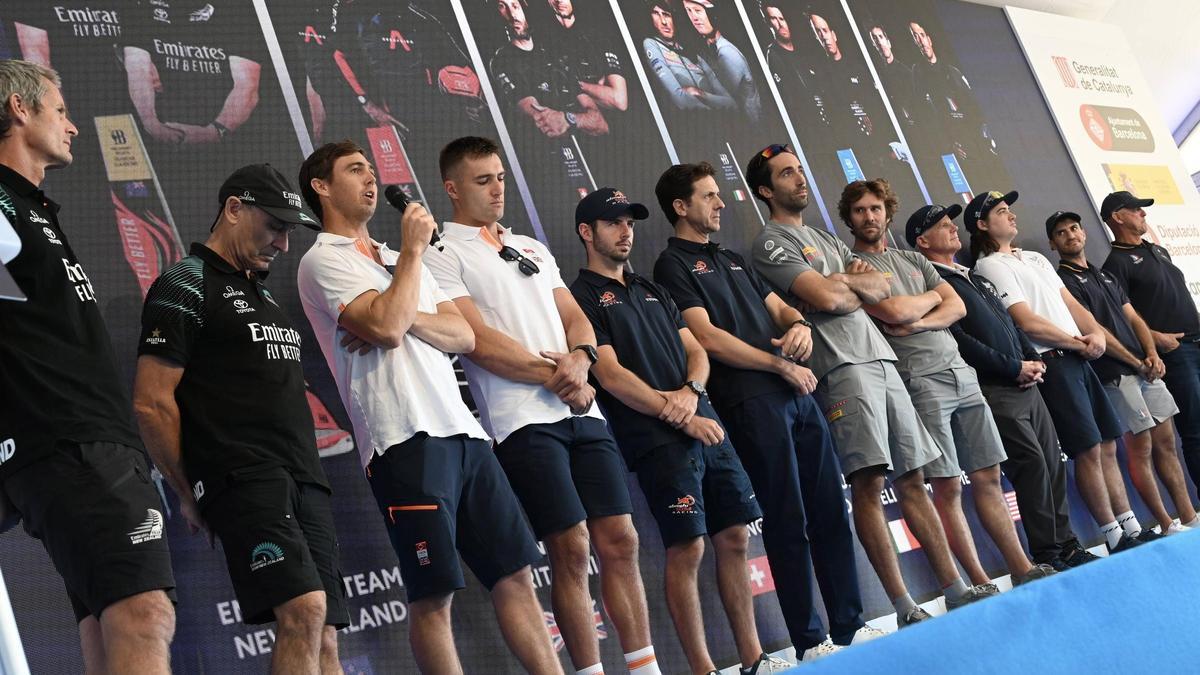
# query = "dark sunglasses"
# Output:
<box><xmin>499</xmin><ymin>245</ymin><xmax>540</xmax><ymax>276</ymax></box>
<box><xmin>759</xmin><ymin>143</ymin><xmax>791</xmax><ymax>159</ymax></box>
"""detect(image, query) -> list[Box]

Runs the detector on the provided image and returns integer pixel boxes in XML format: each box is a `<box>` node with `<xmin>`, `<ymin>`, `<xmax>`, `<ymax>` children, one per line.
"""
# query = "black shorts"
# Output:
<box><xmin>1038</xmin><ymin>352</ymin><xmax>1126</xmax><ymax>457</ymax></box>
<box><xmin>494</xmin><ymin>417</ymin><xmax>633</xmax><ymax>539</ymax></box>
<box><xmin>634</xmin><ymin>435</ymin><xmax>761</xmax><ymax>548</ymax></box>
<box><xmin>2</xmin><ymin>441</ymin><xmax>177</xmax><ymax>622</ymax></box>
<box><xmin>203</xmin><ymin>467</ymin><xmax>349</xmax><ymax>627</ymax></box>
<box><xmin>367</xmin><ymin>434</ymin><xmax>541</xmax><ymax>603</ymax></box>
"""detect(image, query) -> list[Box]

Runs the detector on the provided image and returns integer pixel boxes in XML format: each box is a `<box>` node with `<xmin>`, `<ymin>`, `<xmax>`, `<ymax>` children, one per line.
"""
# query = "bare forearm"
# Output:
<box><xmin>841</xmin><ymin>271</ymin><xmax>891</xmax><ymax>304</ymax></box>
<box><xmin>1099</xmin><ymin>326</ymin><xmax>1142</xmax><ymax>368</ymax></box>
<box><xmin>867</xmin><ymin>291</ymin><xmax>940</xmax><ymax>324</ymax></box>
<box><xmin>1066</xmin><ymin>302</ymin><xmax>1102</xmax><ymax>336</ymax></box>
<box><xmin>215</xmin><ymin>58</ymin><xmax>260</xmax><ymax>131</ymax></box>
<box><xmin>579</xmin><ymin>76</ymin><xmax>628</xmax><ymax>111</ymax></box>
<box><xmin>593</xmin><ymin>361</ymin><xmax>667</xmax><ymax>417</ymax></box>
<box><xmin>683</xmin><ymin>345</ymin><xmax>710</xmax><ymax>384</ymax></box>
<box><xmin>1013</xmin><ymin>314</ymin><xmax>1080</xmax><ymax>350</ymax></box>
<box><xmin>807</xmin><ymin>275</ymin><xmax>863</xmax><ymax>314</ymax></box>
<box><xmin>409</xmin><ymin>311</ymin><xmax>474</xmax><ymax>353</ymax></box>
<box><xmin>693</xmin><ymin>325</ymin><xmax>782</xmax><ymax>375</ymax></box>
<box><xmin>1130</xmin><ymin>314</ymin><xmax>1158</xmax><ymax>358</ymax></box>
<box><xmin>467</xmin><ymin>324</ymin><xmax>555</xmax><ymax>384</ymax></box>
<box><xmin>134</xmin><ymin>407</ymin><xmax>191</xmax><ymax>501</ymax></box>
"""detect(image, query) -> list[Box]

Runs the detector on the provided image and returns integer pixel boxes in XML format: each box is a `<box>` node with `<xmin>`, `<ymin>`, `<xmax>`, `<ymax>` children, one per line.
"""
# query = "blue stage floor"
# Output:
<box><xmin>793</xmin><ymin>530</ymin><xmax>1200</xmax><ymax>673</ymax></box>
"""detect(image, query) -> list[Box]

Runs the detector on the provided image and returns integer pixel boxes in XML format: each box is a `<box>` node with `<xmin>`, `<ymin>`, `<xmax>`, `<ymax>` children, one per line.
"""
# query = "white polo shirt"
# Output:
<box><xmin>424</xmin><ymin>221</ymin><xmax>604</xmax><ymax>442</ymax></box>
<box><xmin>297</xmin><ymin>232</ymin><xmax>487</xmax><ymax>468</ymax></box>
<box><xmin>974</xmin><ymin>248</ymin><xmax>1080</xmax><ymax>353</ymax></box>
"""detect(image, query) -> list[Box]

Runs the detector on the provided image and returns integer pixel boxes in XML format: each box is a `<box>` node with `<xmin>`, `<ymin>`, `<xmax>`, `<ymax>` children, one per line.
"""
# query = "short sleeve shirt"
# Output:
<box><xmin>749</xmin><ymin>221</ymin><xmax>895</xmax><ymax>379</ymax></box>
<box><xmin>297</xmin><ymin>233</ymin><xmax>487</xmax><ymax>468</ymax></box>
<box><xmin>1058</xmin><ymin>260</ymin><xmax>1140</xmax><ymax>382</ymax></box>
<box><xmin>0</xmin><ymin>164</ymin><xmax>142</xmax><ymax>480</ymax></box>
<box><xmin>490</xmin><ymin>41</ymin><xmax>581</xmax><ymax>113</ymax></box>
<box><xmin>138</xmin><ymin>243</ymin><xmax>328</xmax><ymax>507</ymax></box>
<box><xmin>856</xmin><ymin>247</ymin><xmax>966</xmax><ymax>379</ymax></box>
<box><xmin>570</xmin><ymin>268</ymin><xmax>691</xmax><ymax>460</ymax></box>
<box><xmin>423</xmin><ymin>221</ymin><xmax>603</xmax><ymax>443</ymax></box>
<box><xmin>653</xmin><ymin>237</ymin><xmax>790</xmax><ymax>410</ymax></box>
<box><xmin>125</xmin><ymin>0</ymin><xmax>264</xmax><ymax>126</ymax></box>
<box><xmin>974</xmin><ymin>249</ymin><xmax>1080</xmax><ymax>353</ymax></box>
<box><xmin>1103</xmin><ymin>240</ymin><xmax>1200</xmax><ymax>339</ymax></box>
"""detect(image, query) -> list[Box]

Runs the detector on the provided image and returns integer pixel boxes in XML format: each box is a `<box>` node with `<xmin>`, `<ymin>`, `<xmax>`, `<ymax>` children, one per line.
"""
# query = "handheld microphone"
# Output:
<box><xmin>383</xmin><ymin>184</ymin><xmax>442</xmax><ymax>250</ymax></box>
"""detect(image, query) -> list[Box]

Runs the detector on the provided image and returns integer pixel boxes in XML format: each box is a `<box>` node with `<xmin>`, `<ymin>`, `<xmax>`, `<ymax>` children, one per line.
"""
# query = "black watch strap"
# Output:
<box><xmin>572</xmin><ymin>344</ymin><xmax>598</xmax><ymax>365</ymax></box>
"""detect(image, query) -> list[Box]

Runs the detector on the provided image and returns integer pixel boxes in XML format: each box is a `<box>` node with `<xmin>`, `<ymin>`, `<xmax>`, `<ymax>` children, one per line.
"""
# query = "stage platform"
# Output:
<box><xmin>787</xmin><ymin>530</ymin><xmax>1200</xmax><ymax>673</ymax></box>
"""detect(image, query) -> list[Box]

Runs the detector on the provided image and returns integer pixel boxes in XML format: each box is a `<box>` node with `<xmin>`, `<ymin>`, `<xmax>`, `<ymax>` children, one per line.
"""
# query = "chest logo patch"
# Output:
<box><xmin>599</xmin><ymin>291</ymin><xmax>622</xmax><ymax>308</ymax></box>
<box><xmin>233</xmin><ymin>298</ymin><xmax>255</xmax><ymax>314</ymax></box>
<box><xmin>42</xmin><ymin>227</ymin><xmax>62</xmax><ymax>245</ymax></box>
<box><xmin>692</xmin><ymin>260</ymin><xmax>713</xmax><ymax>275</ymax></box>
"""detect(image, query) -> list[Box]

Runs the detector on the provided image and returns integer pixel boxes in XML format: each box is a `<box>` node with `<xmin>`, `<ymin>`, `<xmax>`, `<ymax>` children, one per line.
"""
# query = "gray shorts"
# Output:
<box><xmin>906</xmin><ymin>366</ymin><xmax>1008</xmax><ymax>478</ymax></box>
<box><xmin>1103</xmin><ymin>374</ymin><xmax>1179</xmax><ymax>435</ymax></box>
<box><xmin>817</xmin><ymin>360</ymin><xmax>941</xmax><ymax>477</ymax></box>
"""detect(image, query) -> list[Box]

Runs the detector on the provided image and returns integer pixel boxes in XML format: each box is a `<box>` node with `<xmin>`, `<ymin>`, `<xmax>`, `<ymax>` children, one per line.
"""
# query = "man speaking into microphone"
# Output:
<box><xmin>296</xmin><ymin>140</ymin><xmax>560</xmax><ymax>673</ymax></box>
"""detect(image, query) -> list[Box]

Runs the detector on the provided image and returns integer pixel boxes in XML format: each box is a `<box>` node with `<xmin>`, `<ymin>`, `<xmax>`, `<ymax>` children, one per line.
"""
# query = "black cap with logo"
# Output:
<box><xmin>905</xmin><ymin>203</ymin><xmax>962</xmax><ymax>246</ymax></box>
<box><xmin>576</xmin><ymin>187</ymin><xmax>650</xmax><ymax>225</ymax></box>
<box><xmin>1044</xmin><ymin>210</ymin><xmax>1082</xmax><ymax>238</ymax></box>
<box><xmin>963</xmin><ymin>190</ymin><xmax>1018</xmax><ymax>233</ymax></box>
<box><xmin>1100</xmin><ymin>191</ymin><xmax>1154</xmax><ymax>221</ymax></box>
<box><xmin>219</xmin><ymin>164</ymin><xmax>320</xmax><ymax>231</ymax></box>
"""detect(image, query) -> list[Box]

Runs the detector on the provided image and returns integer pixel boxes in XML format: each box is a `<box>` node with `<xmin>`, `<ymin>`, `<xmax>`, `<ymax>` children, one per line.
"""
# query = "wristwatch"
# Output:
<box><xmin>685</xmin><ymin>380</ymin><xmax>706</xmax><ymax>397</ymax></box>
<box><xmin>792</xmin><ymin>318</ymin><xmax>813</xmax><ymax>329</ymax></box>
<box><xmin>210</xmin><ymin>120</ymin><xmax>229</xmax><ymax>140</ymax></box>
<box><xmin>565</xmin><ymin>111</ymin><xmax>578</xmax><ymax>129</ymax></box>
<box><xmin>571</xmin><ymin>344</ymin><xmax>598</xmax><ymax>366</ymax></box>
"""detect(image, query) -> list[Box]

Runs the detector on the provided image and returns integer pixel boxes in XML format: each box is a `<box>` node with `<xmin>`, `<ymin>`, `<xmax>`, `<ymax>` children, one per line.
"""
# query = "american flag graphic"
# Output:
<box><xmin>1004</xmin><ymin>491</ymin><xmax>1022</xmax><ymax>522</ymax></box>
<box><xmin>544</xmin><ymin>602</ymin><xmax>608</xmax><ymax>652</ymax></box>
<box><xmin>1052</xmin><ymin>56</ymin><xmax>1077</xmax><ymax>88</ymax></box>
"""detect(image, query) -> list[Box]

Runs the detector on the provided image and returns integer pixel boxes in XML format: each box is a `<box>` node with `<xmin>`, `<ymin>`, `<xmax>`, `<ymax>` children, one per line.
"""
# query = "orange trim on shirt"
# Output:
<box><xmin>387</xmin><ymin>504</ymin><xmax>438</xmax><ymax>523</ymax></box>
<box><xmin>353</xmin><ymin>238</ymin><xmax>374</xmax><ymax>260</ymax></box>
<box><xmin>477</xmin><ymin>225</ymin><xmax>504</xmax><ymax>251</ymax></box>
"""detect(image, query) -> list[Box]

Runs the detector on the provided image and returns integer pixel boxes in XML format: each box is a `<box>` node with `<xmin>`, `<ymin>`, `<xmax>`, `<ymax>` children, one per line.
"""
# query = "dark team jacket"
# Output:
<box><xmin>0</xmin><ymin>163</ymin><xmax>142</xmax><ymax>481</ymax></box>
<box><xmin>138</xmin><ymin>243</ymin><xmax>328</xmax><ymax>508</ymax></box>
<box><xmin>935</xmin><ymin>262</ymin><xmax>1040</xmax><ymax>387</ymax></box>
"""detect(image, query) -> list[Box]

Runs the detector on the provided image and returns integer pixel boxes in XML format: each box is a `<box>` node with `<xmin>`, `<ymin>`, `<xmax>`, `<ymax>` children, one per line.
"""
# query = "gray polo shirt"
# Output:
<box><xmin>856</xmin><ymin>247</ymin><xmax>967</xmax><ymax>380</ymax></box>
<box><xmin>750</xmin><ymin>221</ymin><xmax>895</xmax><ymax>379</ymax></box>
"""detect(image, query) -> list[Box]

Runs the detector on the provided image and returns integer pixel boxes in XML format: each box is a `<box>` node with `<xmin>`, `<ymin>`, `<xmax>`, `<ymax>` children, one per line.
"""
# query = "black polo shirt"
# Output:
<box><xmin>0</xmin><ymin>164</ymin><xmax>142</xmax><ymax>480</ymax></box>
<box><xmin>570</xmin><ymin>268</ymin><xmax>695</xmax><ymax>461</ymax></box>
<box><xmin>1103</xmin><ymin>240</ymin><xmax>1200</xmax><ymax>339</ymax></box>
<box><xmin>653</xmin><ymin>237</ymin><xmax>790</xmax><ymax>410</ymax></box>
<box><xmin>1058</xmin><ymin>260</ymin><xmax>1140</xmax><ymax>383</ymax></box>
<box><xmin>138</xmin><ymin>244</ymin><xmax>328</xmax><ymax>508</ymax></box>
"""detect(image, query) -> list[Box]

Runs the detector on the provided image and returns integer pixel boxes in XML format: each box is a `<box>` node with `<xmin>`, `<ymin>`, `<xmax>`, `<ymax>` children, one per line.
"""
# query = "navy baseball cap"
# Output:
<box><xmin>963</xmin><ymin>190</ymin><xmax>1018</xmax><ymax>233</ymax></box>
<box><xmin>219</xmin><ymin>164</ymin><xmax>320</xmax><ymax>230</ymax></box>
<box><xmin>1100</xmin><ymin>191</ymin><xmax>1154</xmax><ymax>221</ymax></box>
<box><xmin>906</xmin><ymin>203</ymin><xmax>962</xmax><ymax>246</ymax></box>
<box><xmin>576</xmin><ymin>187</ymin><xmax>650</xmax><ymax>224</ymax></box>
<box><xmin>1044</xmin><ymin>210</ymin><xmax>1081</xmax><ymax>237</ymax></box>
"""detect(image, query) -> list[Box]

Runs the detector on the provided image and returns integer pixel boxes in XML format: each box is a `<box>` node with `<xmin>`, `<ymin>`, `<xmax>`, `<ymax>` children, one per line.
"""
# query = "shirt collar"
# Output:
<box><xmin>191</xmin><ymin>242</ymin><xmax>267</xmax><ymax>280</ymax></box>
<box><xmin>1057</xmin><ymin>259</ymin><xmax>1091</xmax><ymax>274</ymax></box>
<box><xmin>668</xmin><ymin>236</ymin><xmax>722</xmax><ymax>256</ymax></box>
<box><xmin>931</xmin><ymin>260</ymin><xmax>970</xmax><ymax>277</ymax></box>
<box><xmin>442</xmin><ymin>220</ymin><xmax>509</xmax><ymax>242</ymax></box>
<box><xmin>314</xmin><ymin>231</ymin><xmax>390</xmax><ymax>253</ymax></box>
<box><xmin>1110</xmin><ymin>239</ymin><xmax>1151</xmax><ymax>250</ymax></box>
<box><xmin>577</xmin><ymin>267</ymin><xmax>645</xmax><ymax>289</ymax></box>
<box><xmin>0</xmin><ymin>162</ymin><xmax>60</xmax><ymax>213</ymax></box>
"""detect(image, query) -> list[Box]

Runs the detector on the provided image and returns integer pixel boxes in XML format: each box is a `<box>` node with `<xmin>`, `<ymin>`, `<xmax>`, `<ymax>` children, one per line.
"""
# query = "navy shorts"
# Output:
<box><xmin>1037</xmin><ymin>351</ymin><xmax>1126</xmax><ymax>457</ymax></box>
<box><xmin>367</xmin><ymin>434</ymin><xmax>541</xmax><ymax>603</ymax></box>
<box><xmin>204</xmin><ymin>467</ymin><xmax>350</xmax><ymax>627</ymax></box>
<box><xmin>3</xmin><ymin>442</ymin><xmax>177</xmax><ymax>622</ymax></box>
<box><xmin>494</xmin><ymin>417</ymin><xmax>633</xmax><ymax>539</ymax></box>
<box><xmin>634</xmin><ymin>432</ymin><xmax>761</xmax><ymax>548</ymax></box>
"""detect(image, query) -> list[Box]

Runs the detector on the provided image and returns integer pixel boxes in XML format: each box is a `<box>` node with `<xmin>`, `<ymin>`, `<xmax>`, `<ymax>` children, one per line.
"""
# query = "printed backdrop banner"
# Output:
<box><xmin>1007</xmin><ymin>6</ymin><xmax>1200</xmax><ymax>301</ymax></box>
<box><xmin>0</xmin><ymin>1</ymin><xmax>1184</xmax><ymax>673</ymax></box>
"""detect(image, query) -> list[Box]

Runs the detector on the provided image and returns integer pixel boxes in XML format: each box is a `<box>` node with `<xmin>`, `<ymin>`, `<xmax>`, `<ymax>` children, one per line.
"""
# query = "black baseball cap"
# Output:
<box><xmin>1044</xmin><ymin>210</ymin><xmax>1081</xmax><ymax>237</ymax></box>
<box><xmin>905</xmin><ymin>203</ymin><xmax>962</xmax><ymax>246</ymax></box>
<box><xmin>576</xmin><ymin>187</ymin><xmax>650</xmax><ymax>225</ymax></box>
<box><xmin>219</xmin><ymin>164</ymin><xmax>320</xmax><ymax>231</ymax></box>
<box><xmin>963</xmin><ymin>190</ymin><xmax>1018</xmax><ymax>233</ymax></box>
<box><xmin>1100</xmin><ymin>191</ymin><xmax>1154</xmax><ymax>221</ymax></box>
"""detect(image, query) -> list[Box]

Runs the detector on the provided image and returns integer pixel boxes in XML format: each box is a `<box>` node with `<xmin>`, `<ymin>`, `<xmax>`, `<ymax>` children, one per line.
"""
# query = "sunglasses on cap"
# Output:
<box><xmin>499</xmin><ymin>245</ymin><xmax>540</xmax><ymax>277</ymax></box>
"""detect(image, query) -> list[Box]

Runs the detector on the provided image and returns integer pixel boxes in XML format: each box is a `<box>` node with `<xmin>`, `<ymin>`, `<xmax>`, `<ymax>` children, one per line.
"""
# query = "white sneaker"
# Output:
<box><xmin>850</xmin><ymin>624</ymin><xmax>889</xmax><ymax>645</ymax></box>
<box><xmin>800</xmin><ymin>637</ymin><xmax>842</xmax><ymax>662</ymax></box>
<box><xmin>1167</xmin><ymin>520</ymin><xmax>1192</xmax><ymax>535</ymax></box>
<box><xmin>754</xmin><ymin>653</ymin><xmax>796</xmax><ymax>672</ymax></box>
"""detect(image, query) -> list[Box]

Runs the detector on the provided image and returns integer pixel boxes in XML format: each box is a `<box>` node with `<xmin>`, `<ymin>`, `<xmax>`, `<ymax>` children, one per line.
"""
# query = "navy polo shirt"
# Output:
<box><xmin>570</xmin><ymin>268</ymin><xmax>698</xmax><ymax>461</ymax></box>
<box><xmin>1104</xmin><ymin>240</ymin><xmax>1200</xmax><ymax>339</ymax></box>
<box><xmin>653</xmin><ymin>237</ymin><xmax>790</xmax><ymax>410</ymax></box>
<box><xmin>1057</xmin><ymin>260</ymin><xmax>1139</xmax><ymax>383</ymax></box>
